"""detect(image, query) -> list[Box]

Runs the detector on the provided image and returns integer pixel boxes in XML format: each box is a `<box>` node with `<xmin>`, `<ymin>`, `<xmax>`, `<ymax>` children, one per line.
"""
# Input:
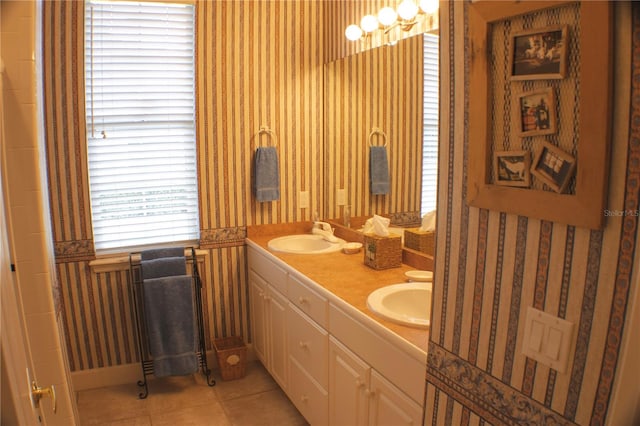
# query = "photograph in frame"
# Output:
<box><xmin>509</xmin><ymin>25</ymin><xmax>568</xmax><ymax>80</ymax></box>
<box><xmin>516</xmin><ymin>88</ymin><xmax>557</xmax><ymax>137</ymax></box>
<box><xmin>494</xmin><ymin>150</ymin><xmax>531</xmax><ymax>188</ymax></box>
<box><xmin>530</xmin><ymin>141</ymin><xmax>576</xmax><ymax>193</ymax></box>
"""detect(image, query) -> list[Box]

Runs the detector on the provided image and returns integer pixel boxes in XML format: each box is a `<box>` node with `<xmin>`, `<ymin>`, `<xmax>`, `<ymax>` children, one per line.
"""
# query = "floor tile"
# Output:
<box><xmin>220</xmin><ymin>389</ymin><xmax>308</xmax><ymax>426</ymax></box>
<box><xmin>149</xmin><ymin>401</ymin><xmax>230</xmax><ymax>426</ymax></box>
<box><xmin>76</xmin><ymin>361</ymin><xmax>306</xmax><ymax>426</ymax></box>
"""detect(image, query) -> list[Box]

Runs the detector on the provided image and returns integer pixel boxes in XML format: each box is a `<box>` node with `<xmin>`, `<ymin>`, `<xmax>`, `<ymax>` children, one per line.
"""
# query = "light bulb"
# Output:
<box><xmin>419</xmin><ymin>0</ymin><xmax>438</xmax><ymax>14</ymax></box>
<box><xmin>397</xmin><ymin>0</ymin><xmax>419</xmax><ymax>21</ymax></box>
<box><xmin>345</xmin><ymin>24</ymin><xmax>363</xmax><ymax>41</ymax></box>
<box><xmin>377</xmin><ymin>7</ymin><xmax>397</xmax><ymax>27</ymax></box>
<box><xmin>360</xmin><ymin>14</ymin><xmax>378</xmax><ymax>33</ymax></box>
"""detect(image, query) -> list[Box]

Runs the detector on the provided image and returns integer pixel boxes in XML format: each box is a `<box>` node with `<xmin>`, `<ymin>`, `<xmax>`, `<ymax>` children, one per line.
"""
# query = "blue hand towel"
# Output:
<box><xmin>141</xmin><ymin>257</ymin><xmax>187</xmax><ymax>280</ymax></box>
<box><xmin>143</xmin><ymin>275</ymin><xmax>198</xmax><ymax>377</ymax></box>
<box><xmin>254</xmin><ymin>146</ymin><xmax>280</xmax><ymax>202</ymax></box>
<box><xmin>370</xmin><ymin>146</ymin><xmax>390</xmax><ymax>195</ymax></box>
<box><xmin>141</xmin><ymin>247</ymin><xmax>185</xmax><ymax>261</ymax></box>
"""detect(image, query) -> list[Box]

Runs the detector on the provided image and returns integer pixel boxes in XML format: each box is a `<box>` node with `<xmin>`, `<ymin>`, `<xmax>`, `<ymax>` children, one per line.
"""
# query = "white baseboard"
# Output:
<box><xmin>72</xmin><ymin>345</ymin><xmax>256</xmax><ymax>392</ymax></box>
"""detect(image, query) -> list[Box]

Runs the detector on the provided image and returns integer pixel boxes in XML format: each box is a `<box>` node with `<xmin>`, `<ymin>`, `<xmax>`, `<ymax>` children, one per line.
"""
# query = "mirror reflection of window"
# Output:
<box><xmin>421</xmin><ymin>33</ymin><xmax>439</xmax><ymax>215</ymax></box>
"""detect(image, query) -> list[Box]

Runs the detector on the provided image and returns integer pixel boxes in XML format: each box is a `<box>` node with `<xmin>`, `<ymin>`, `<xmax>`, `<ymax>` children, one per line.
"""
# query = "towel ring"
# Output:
<box><xmin>258</xmin><ymin>126</ymin><xmax>278</xmax><ymax>147</ymax></box>
<box><xmin>368</xmin><ymin>127</ymin><xmax>388</xmax><ymax>147</ymax></box>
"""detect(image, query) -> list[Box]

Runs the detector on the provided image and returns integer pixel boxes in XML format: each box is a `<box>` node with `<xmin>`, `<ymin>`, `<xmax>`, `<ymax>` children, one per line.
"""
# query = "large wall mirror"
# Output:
<box><xmin>323</xmin><ymin>31</ymin><xmax>439</xmax><ymax>258</ymax></box>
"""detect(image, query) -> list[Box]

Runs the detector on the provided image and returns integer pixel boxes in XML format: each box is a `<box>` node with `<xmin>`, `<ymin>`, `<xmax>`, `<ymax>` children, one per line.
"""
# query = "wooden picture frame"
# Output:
<box><xmin>509</xmin><ymin>25</ymin><xmax>568</xmax><ymax>80</ymax></box>
<box><xmin>530</xmin><ymin>142</ymin><xmax>576</xmax><ymax>193</ymax></box>
<box><xmin>494</xmin><ymin>150</ymin><xmax>531</xmax><ymax>187</ymax></box>
<box><xmin>516</xmin><ymin>88</ymin><xmax>556</xmax><ymax>136</ymax></box>
<box><xmin>467</xmin><ymin>1</ymin><xmax>612</xmax><ymax>229</ymax></box>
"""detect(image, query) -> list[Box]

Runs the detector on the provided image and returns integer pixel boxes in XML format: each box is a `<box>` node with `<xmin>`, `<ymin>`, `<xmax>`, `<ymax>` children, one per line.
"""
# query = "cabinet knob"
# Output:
<box><xmin>300</xmin><ymin>395</ymin><xmax>309</xmax><ymax>403</ymax></box>
<box><xmin>299</xmin><ymin>341</ymin><xmax>309</xmax><ymax>349</ymax></box>
<box><xmin>298</xmin><ymin>296</ymin><xmax>308</xmax><ymax>304</ymax></box>
<box><xmin>365</xmin><ymin>389</ymin><xmax>375</xmax><ymax>398</ymax></box>
<box><xmin>355</xmin><ymin>379</ymin><xmax>365</xmax><ymax>388</ymax></box>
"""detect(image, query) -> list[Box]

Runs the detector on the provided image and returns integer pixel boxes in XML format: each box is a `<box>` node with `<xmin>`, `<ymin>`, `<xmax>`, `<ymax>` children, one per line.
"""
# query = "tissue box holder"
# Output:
<box><xmin>404</xmin><ymin>228</ymin><xmax>435</xmax><ymax>256</ymax></box>
<box><xmin>364</xmin><ymin>233</ymin><xmax>402</xmax><ymax>270</ymax></box>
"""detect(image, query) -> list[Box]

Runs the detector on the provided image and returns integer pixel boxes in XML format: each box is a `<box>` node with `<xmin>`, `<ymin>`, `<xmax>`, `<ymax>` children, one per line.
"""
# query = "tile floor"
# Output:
<box><xmin>76</xmin><ymin>361</ymin><xmax>309</xmax><ymax>426</ymax></box>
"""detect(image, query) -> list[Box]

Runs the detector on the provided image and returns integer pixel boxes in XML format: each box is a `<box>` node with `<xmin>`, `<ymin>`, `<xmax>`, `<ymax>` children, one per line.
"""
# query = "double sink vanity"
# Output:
<box><xmin>246</xmin><ymin>222</ymin><xmax>431</xmax><ymax>425</ymax></box>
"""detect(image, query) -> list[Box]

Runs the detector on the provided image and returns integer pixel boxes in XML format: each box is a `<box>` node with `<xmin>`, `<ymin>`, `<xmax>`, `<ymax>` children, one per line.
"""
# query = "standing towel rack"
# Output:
<box><xmin>368</xmin><ymin>127</ymin><xmax>388</xmax><ymax>147</ymax></box>
<box><xmin>258</xmin><ymin>126</ymin><xmax>278</xmax><ymax>147</ymax></box>
<box><xmin>129</xmin><ymin>247</ymin><xmax>215</xmax><ymax>399</ymax></box>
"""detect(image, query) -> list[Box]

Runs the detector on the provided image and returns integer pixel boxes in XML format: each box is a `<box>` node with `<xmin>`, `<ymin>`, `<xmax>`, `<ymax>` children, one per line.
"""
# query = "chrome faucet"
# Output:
<box><xmin>312</xmin><ymin>221</ymin><xmax>340</xmax><ymax>243</ymax></box>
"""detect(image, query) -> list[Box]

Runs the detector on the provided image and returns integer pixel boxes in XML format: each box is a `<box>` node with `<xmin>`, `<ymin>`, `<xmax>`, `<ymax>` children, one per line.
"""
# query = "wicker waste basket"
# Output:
<box><xmin>213</xmin><ymin>336</ymin><xmax>247</xmax><ymax>381</ymax></box>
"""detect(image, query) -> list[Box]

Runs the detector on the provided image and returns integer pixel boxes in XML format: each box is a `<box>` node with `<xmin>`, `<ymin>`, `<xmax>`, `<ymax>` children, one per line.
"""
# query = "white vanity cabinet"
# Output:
<box><xmin>247</xmin><ymin>242</ymin><xmax>426</xmax><ymax>426</ymax></box>
<box><xmin>248</xmin><ymin>249</ymin><xmax>288</xmax><ymax>391</ymax></box>
<box><xmin>329</xmin><ymin>337</ymin><xmax>423</xmax><ymax>426</ymax></box>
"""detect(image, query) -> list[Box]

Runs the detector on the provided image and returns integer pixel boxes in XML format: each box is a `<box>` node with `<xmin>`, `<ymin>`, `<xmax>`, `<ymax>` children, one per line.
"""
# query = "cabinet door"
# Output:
<box><xmin>329</xmin><ymin>337</ymin><xmax>370</xmax><ymax>426</ymax></box>
<box><xmin>268</xmin><ymin>286</ymin><xmax>288</xmax><ymax>390</ymax></box>
<box><xmin>369</xmin><ymin>370</ymin><xmax>422</xmax><ymax>426</ymax></box>
<box><xmin>249</xmin><ymin>271</ymin><xmax>267</xmax><ymax>365</ymax></box>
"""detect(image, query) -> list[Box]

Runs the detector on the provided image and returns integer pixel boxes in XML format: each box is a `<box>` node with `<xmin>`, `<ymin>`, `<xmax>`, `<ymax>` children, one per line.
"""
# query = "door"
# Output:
<box><xmin>0</xmin><ymin>156</ymin><xmax>43</xmax><ymax>424</ymax></box>
<box><xmin>248</xmin><ymin>271</ymin><xmax>267</xmax><ymax>365</ymax></box>
<box><xmin>369</xmin><ymin>370</ymin><xmax>422</xmax><ymax>426</ymax></box>
<box><xmin>329</xmin><ymin>337</ymin><xmax>370</xmax><ymax>426</ymax></box>
<box><xmin>267</xmin><ymin>285</ymin><xmax>288</xmax><ymax>390</ymax></box>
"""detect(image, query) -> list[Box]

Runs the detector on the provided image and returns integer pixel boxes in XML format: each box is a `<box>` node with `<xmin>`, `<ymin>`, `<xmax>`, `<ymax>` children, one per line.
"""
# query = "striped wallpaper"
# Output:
<box><xmin>425</xmin><ymin>2</ymin><xmax>638</xmax><ymax>425</ymax></box>
<box><xmin>42</xmin><ymin>0</ymin><xmax>94</xmax><ymax>264</ymax></box>
<box><xmin>324</xmin><ymin>34</ymin><xmax>423</xmax><ymax>221</ymax></box>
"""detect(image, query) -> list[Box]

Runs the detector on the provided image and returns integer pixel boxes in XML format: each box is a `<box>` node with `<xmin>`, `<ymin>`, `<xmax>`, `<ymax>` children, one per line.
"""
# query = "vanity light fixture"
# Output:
<box><xmin>344</xmin><ymin>0</ymin><xmax>439</xmax><ymax>42</ymax></box>
<box><xmin>345</xmin><ymin>24</ymin><xmax>364</xmax><ymax>41</ymax></box>
<box><xmin>360</xmin><ymin>14</ymin><xmax>379</xmax><ymax>33</ymax></box>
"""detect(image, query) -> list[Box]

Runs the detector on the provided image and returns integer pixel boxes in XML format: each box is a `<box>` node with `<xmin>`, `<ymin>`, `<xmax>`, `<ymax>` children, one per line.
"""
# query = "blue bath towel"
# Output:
<box><xmin>370</xmin><ymin>146</ymin><xmax>390</xmax><ymax>195</ymax></box>
<box><xmin>254</xmin><ymin>146</ymin><xmax>280</xmax><ymax>202</ymax></box>
<box><xmin>143</xmin><ymin>275</ymin><xmax>198</xmax><ymax>377</ymax></box>
<box><xmin>141</xmin><ymin>247</ymin><xmax>185</xmax><ymax>261</ymax></box>
<box><xmin>141</xmin><ymin>257</ymin><xmax>186</xmax><ymax>280</ymax></box>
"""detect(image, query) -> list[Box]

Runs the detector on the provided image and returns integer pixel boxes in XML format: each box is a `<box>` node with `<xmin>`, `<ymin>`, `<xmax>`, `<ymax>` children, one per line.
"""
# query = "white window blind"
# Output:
<box><xmin>84</xmin><ymin>0</ymin><xmax>199</xmax><ymax>251</ymax></box>
<box><xmin>422</xmin><ymin>33</ymin><xmax>439</xmax><ymax>215</ymax></box>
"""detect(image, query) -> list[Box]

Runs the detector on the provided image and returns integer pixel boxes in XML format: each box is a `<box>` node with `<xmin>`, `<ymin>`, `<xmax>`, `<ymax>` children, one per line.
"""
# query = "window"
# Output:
<box><xmin>84</xmin><ymin>0</ymin><xmax>199</xmax><ymax>251</ymax></box>
<box><xmin>422</xmin><ymin>33</ymin><xmax>439</xmax><ymax>215</ymax></box>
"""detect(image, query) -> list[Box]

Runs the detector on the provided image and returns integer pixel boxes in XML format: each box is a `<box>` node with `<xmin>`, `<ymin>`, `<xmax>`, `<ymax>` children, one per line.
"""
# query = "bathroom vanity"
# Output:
<box><xmin>246</xmin><ymin>228</ymin><xmax>428</xmax><ymax>426</ymax></box>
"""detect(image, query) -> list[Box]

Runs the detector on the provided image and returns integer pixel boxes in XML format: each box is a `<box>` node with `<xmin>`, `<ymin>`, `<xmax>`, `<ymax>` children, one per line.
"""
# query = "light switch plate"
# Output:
<box><xmin>522</xmin><ymin>306</ymin><xmax>574</xmax><ymax>373</ymax></box>
<box><xmin>336</xmin><ymin>188</ymin><xmax>346</xmax><ymax>206</ymax></box>
<box><xmin>299</xmin><ymin>191</ymin><xmax>309</xmax><ymax>209</ymax></box>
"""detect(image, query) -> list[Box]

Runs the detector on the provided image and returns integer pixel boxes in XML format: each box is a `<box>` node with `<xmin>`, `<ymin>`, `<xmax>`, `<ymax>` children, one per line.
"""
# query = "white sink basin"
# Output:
<box><xmin>268</xmin><ymin>234</ymin><xmax>346</xmax><ymax>254</ymax></box>
<box><xmin>367</xmin><ymin>282</ymin><xmax>432</xmax><ymax>329</ymax></box>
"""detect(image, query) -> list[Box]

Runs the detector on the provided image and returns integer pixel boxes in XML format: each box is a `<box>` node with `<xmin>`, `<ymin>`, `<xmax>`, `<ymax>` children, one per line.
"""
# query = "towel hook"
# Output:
<box><xmin>368</xmin><ymin>127</ymin><xmax>388</xmax><ymax>147</ymax></box>
<box><xmin>258</xmin><ymin>126</ymin><xmax>278</xmax><ymax>147</ymax></box>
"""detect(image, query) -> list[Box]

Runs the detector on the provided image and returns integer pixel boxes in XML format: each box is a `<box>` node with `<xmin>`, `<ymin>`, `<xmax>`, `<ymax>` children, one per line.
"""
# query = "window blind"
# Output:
<box><xmin>84</xmin><ymin>0</ymin><xmax>198</xmax><ymax>251</ymax></box>
<box><xmin>422</xmin><ymin>33</ymin><xmax>439</xmax><ymax>215</ymax></box>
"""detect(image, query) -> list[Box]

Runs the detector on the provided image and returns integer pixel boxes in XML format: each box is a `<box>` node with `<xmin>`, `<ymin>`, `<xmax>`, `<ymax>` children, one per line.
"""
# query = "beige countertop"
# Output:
<box><xmin>246</xmin><ymin>223</ymin><xmax>430</xmax><ymax>354</ymax></box>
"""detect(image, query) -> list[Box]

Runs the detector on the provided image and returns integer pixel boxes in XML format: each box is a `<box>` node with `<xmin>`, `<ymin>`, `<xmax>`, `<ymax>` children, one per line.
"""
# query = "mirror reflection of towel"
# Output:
<box><xmin>254</xmin><ymin>146</ymin><xmax>280</xmax><ymax>202</ymax></box>
<box><xmin>370</xmin><ymin>146</ymin><xmax>390</xmax><ymax>195</ymax></box>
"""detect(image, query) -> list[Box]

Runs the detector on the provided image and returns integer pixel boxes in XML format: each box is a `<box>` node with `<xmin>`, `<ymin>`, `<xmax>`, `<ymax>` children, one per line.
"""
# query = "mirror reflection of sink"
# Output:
<box><xmin>367</xmin><ymin>282</ymin><xmax>432</xmax><ymax>329</ymax></box>
<box><xmin>268</xmin><ymin>234</ymin><xmax>346</xmax><ymax>254</ymax></box>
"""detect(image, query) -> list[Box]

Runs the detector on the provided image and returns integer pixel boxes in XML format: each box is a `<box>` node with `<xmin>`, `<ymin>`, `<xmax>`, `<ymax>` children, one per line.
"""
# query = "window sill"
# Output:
<box><xmin>89</xmin><ymin>248</ymin><xmax>209</xmax><ymax>274</ymax></box>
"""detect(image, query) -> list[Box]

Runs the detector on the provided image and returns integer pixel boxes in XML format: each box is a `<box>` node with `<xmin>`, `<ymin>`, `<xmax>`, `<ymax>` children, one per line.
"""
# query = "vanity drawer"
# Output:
<box><xmin>289</xmin><ymin>357</ymin><xmax>328</xmax><ymax>426</ymax></box>
<box><xmin>287</xmin><ymin>273</ymin><xmax>328</xmax><ymax>328</ymax></box>
<box><xmin>248</xmin><ymin>246</ymin><xmax>287</xmax><ymax>294</ymax></box>
<box><xmin>287</xmin><ymin>304</ymin><xmax>328</xmax><ymax>389</ymax></box>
